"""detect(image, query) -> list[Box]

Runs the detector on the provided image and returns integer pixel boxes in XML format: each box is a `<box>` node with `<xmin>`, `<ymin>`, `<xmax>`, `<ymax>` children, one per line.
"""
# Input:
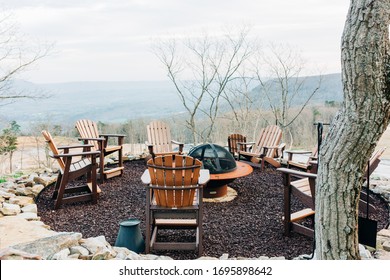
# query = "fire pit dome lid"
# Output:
<box><xmin>188</xmin><ymin>143</ymin><xmax>237</xmax><ymax>174</ymax></box>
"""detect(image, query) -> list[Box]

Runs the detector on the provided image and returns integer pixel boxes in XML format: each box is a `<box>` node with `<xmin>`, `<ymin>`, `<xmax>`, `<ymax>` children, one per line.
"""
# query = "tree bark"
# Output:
<box><xmin>316</xmin><ymin>0</ymin><xmax>390</xmax><ymax>259</ymax></box>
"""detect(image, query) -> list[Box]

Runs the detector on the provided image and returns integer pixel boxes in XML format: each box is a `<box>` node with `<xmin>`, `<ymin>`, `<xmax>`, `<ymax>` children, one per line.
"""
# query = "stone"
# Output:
<box><xmin>9</xmin><ymin>196</ymin><xmax>34</xmax><ymax>207</ymax></box>
<box><xmin>70</xmin><ymin>245</ymin><xmax>90</xmax><ymax>256</ymax></box>
<box><xmin>359</xmin><ymin>244</ymin><xmax>372</xmax><ymax>259</ymax></box>
<box><xmin>24</xmin><ymin>180</ymin><xmax>34</xmax><ymax>188</ymax></box>
<box><xmin>383</xmin><ymin>241</ymin><xmax>390</xmax><ymax>252</ymax></box>
<box><xmin>114</xmin><ymin>251</ymin><xmax>128</xmax><ymax>260</ymax></box>
<box><xmin>15</xmin><ymin>187</ymin><xmax>33</xmax><ymax>196</ymax></box>
<box><xmin>21</xmin><ymin>204</ymin><xmax>38</xmax><ymax>213</ymax></box>
<box><xmin>29</xmin><ymin>220</ymin><xmax>51</xmax><ymax>229</ymax></box>
<box><xmin>3</xmin><ymin>181</ymin><xmax>15</xmax><ymax>189</ymax></box>
<box><xmin>257</xmin><ymin>256</ymin><xmax>270</xmax><ymax>260</ymax></box>
<box><xmin>17</xmin><ymin>212</ymin><xmax>40</xmax><ymax>221</ymax></box>
<box><xmin>219</xmin><ymin>253</ymin><xmax>229</xmax><ymax>260</ymax></box>
<box><xmin>1</xmin><ymin>203</ymin><xmax>21</xmax><ymax>215</ymax></box>
<box><xmin>142</xmin><ymin>253</ymin><xmax>159</xmax><ymax>260</ymax></box>
<box><xmin>0</xmin><ymin>216</ymin><xmax>56</xmax><ymax>249</ymax></box>
<box><xmin>156</xmin><ymin>255</ymin><xmax>174</xmax><ymax>260</ymax></box>
<box><xmin>28</xmin><ymin>173</ymin><xmax>39</xmax><ymax>181</ymax></box>
<box><xmin>113</xmin><ymin>246</ymin><xmax>132</xmax><ymax>256</ymax></box>
<box><xmin>0</xmin><ymin>196</ymin><xmax>5</xmax><ymax>203</ymax></box>
<box><xmin>33</xmin><ymin>176</ymin><xmax>57</xmax><ymax>187</ymax></box>
<box><xmin>68</xmin><ymin>253</ymin><xmax>81</xmax><ymax>259</ymax></box>
<box><xmin>50</xmin><ymin>248</ymin><xmax>71</xmax><ymax>260</ymax></box>
<box><xmin>378</xmin><ymin>229</ymin><xmax>390</xmax><ymax>238</ymax></box>
<box><xmin>0</xmin><ymin>189</ymin><xmax>15</xmax><ymax>199</ymax></box>
<box><xmin>375</xmin><ymin>249</ymin><xmax>390</xmax><ymax>260</ymax></box>
<box><xmin>31</xmin><ymin>184</ymin><xmax>45</xmax><ymax>196</ymax></box>
<box><xmin>270</xmin><ymin>256</ymin><xmax>286</xmax><ymax>260</ymax></box>
<box><xmin>79</xmin><ymin>236</ymin><xmax>116</xmax><ymax>258</ymax></box>
<box><xmin>197</xmin><ymin>256</ymin><xmax>219</xmax><ymax>260</ymax></box>
<box><xmin>11</xmin><ymin>232</ymin><xmax>82</xmax><ymax>260</ymax></box>
<box><xmin>125</xmin><ymin>251</ymin><xmax>142</xmax><ymax>260</ymax></box>
<box><xmin>0</xmin><ymin>247</ymin><xmax>41</xmax><ymax>260</ymax></box>
<box><xmin>92</xmin><ymin>249</ymin><xmax>111</xmax><ymax>260</ymax></box>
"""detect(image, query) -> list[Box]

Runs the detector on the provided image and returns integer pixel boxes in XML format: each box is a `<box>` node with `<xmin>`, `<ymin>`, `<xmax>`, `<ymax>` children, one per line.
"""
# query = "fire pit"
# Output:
<box><xmin>188</xmin><ymin>144</ymin><xmax>253</xmax><ymax>198</ymax></box>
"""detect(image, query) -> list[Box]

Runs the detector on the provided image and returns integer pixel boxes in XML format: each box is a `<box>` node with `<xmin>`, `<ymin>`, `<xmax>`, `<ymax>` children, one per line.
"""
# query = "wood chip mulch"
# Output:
<box><xmin>36</xmin><ymin>160</ymin><xmax>389</xmax><ymax>260</ymax></box>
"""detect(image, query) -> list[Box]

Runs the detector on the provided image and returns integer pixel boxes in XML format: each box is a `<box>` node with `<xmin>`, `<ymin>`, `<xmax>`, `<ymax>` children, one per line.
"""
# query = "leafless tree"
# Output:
<box><xmin>0</xmin><ymin>12</ymin><xmax>51</xmax><ymax>106</ymax></box>
<box><xmin>316</xmin><ymin>0</ymin><xmax>390</xmax><ymax>259</ymax></box>
<box><xmin>221</xmin><ymin>72</ymin><xmax>263</xmax><ymax>138</ymax></box>
<box><xmin>153</xmin><ymin>27</ymin><xmax>255</xmax><ymax>143</ymax></box>
<box><xmin>253</xmin><ymin>43</ymin><xmax>322</xmax><ymax>147</ymax></box>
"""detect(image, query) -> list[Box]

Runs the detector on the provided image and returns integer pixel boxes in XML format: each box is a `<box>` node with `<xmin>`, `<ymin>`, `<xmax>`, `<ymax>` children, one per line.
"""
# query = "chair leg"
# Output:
<box><xmin>99</xmin><ymin>153</ymin><xmax>105</xmax><ymax>184</ymax></box>
<box><xmin>52</xmin><ymin>173</ymin><xmax>62</xmax><ymax>200</ymax></box>
<box><xmin>54</xmin><ymin>174</ymin><xmax>68</xmax><ymax>210</ymax></box>
<box><xmin>118</xmin><ymin>148</ymin><xmax>123</xmax><ymax>175</ymax></box>
<box><xmin>145</xmin><ymin>191</ymin><xmax>151</xmax><ymax>254</ymax></box>
<box><xmin>283</xmin><ymin>173</ymin><xmax>292</xmax><ymax>236</ymax></box>
<box><xmin>90</xmin><ymin>163</ymin><xmax>98</xmax><ymax>204</ymax></box>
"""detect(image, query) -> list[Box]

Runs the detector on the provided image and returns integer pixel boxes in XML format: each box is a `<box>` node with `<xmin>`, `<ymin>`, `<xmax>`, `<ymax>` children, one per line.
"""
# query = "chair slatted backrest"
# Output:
<box><xmin>147</xmin><ymin>121</ymin><xmax>173</xmax><ymax>154</ymax></box>
<box><xmin>147</xmin><ymin>155</ymin><xmax>202</xmax><ymax>208</ymax></box>
<box><xmin>366</xmin><ymin>147</ymin><xmax>386</xmax><ymax>178</ymax></box>
<box><xmin>253</xmin><ymin>125</ymin><xmax>282</xmax><ymax>157</ymax></box>
<box><xmin>41</xmin><ymin>130</ymin><xmax>65</xmax><ymax>171</ymax></box>
<box><xmin>228</xmin><ymin>134</ymin><xmax>247</xmax><ymax>155</ymax></box>
<box><xmin>75</xmin><ymin>119</ymin><xmax>100</xmax><ymax>151</ymax></box>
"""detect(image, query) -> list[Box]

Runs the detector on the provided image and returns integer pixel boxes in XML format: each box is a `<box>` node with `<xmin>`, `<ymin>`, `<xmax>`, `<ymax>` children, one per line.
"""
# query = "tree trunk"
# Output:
<box><xmin>315</xmin><ymin>0</ymin><xmax>390</xmax><ymax>259</ymax></box>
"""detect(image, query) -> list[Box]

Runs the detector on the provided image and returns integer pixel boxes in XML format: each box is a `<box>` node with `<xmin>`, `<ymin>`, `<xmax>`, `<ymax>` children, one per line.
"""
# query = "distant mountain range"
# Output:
<box><xmin>0</xmin><ymin>73</ymin><xmax>343</xmax><ymax>131</ymax></box>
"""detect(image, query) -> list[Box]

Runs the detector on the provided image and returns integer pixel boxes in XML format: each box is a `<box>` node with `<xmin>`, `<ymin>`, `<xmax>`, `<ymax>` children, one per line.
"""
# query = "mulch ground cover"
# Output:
<box><xmin>36</xmin><ymin>160</ymin><xmax>389</xmax><ymax>260</ymax></box>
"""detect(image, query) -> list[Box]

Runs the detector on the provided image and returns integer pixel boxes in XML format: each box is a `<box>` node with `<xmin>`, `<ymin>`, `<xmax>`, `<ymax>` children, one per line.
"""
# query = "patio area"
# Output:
<box><xmin>35</xmin><ymin>160</ymin><xmax>389</xmax><ymax>260</ymax></box>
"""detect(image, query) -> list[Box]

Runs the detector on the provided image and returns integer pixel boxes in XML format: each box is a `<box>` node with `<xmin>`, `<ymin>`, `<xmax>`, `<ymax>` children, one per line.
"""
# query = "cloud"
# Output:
<box><xmin>5</xmin><ymin>0</ymin><xmax>349</xmax><ymax>82</ymax></box>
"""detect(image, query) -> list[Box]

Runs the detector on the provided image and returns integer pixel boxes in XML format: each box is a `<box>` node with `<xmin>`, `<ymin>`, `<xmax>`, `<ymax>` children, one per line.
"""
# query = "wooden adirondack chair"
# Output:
<box><xmin>278</xmin><ymin>147</ymin><xmax>386</xmax><ymax>237</ymax></box>
<box><xmin>75</xmin><ymin>119</ymin><xmax>125</xmax><ymax>183</ymax></box>
<box><xmin>227</xmin><ymin>133</ymin><xmax>247</xmax><ymax>160</ymax></box>
<box><xmin>41</xmin><ymin>130</ymin><xmax>101</xmax><ymax>210</ymax></box>
<box><xmin>146</xmin><ymin>121</ymin><xmax>184</xmax><ymax>157</ymax></box>
<box><xmin>238</xmin><ymin>125</ymin><xmax>285</xmax><ymax>170</ymax></box>
<box><xmin>285</xmin><ymin>147</ymin><xmax>318</xmax><ymax>171</ymax></box>
<box><xmin>141</xmin><ymin>155</ymin><xmax>210</xmax><ymax>256</ymax></box>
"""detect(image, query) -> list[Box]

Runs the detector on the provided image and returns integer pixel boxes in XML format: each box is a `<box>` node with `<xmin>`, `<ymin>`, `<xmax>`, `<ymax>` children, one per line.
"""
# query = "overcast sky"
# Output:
<box><xmin>2</xmin><ymin>0</ymin><xmax>350</xmax><ymax>83</ymax></box>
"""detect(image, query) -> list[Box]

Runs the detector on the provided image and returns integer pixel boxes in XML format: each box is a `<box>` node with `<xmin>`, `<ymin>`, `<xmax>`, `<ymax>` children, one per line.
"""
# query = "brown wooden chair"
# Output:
<box><xmin>238</xmin><ymin>125</ymin><xmax>285</xmax><ymax>170</ymax></box>
<box><xmin>285</xmin><ymin>147</ymin><xmax>318</xmax><ymax>171</ymax></box>
<box><xmin>75</xmin><ymin>119</ymin><xmax>125</xmax><ymax>183</ymax></box>
<box><xmin>227</xmin><ymin>133</ymin><xmax>248</xmax><ymax>159</ymax></box>
<box><xmin>278</xmin><ymin>147</ymin><xmax>386</xmax><ymax>237</ymax></box>
<box><xmin>42</xmin><ymin>130</ymin><xmax>100</xmax><ymax>210</ymax></box>
<box><xmin>141</xmin><ymin>154</ymin><xmax>210</xmax><ymax>256</ymax></box>
<box><xmin>146</xmin><ymin>121</ymin><xmax>184</xmax><ymax>157</ymax></box>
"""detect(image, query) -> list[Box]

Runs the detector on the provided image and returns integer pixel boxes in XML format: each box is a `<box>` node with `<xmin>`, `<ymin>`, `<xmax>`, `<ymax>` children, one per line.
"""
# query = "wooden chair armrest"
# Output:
<box><xmin>171</xmin><ymin>140</ymin><xmax>184</xmax><ymax>146</ymax></box>
<box><xmin>145</xmin><ymin>141</ymin><xmax>154</xmax><ymax>148</ymax></box>
<box><xmin>141</xmin><ymin>169</ymin><xmax>210</xmax><ymax>186</ymax></box>
<box><xmin>285</xmin><ymin>150</ymin><xmax>312</xmax><ymax>155</ymax></box>
<box><xmin>99</xmin><ymin>134</ymin><xmax>126</xmax><ymax>138</ymax></box>
<box><xmin>51</xmin><ymin>151</ymin><xmax>100</xmax><ymax>158</ymax></box>
<box><xmin>141</xmin><ymin>170</ymin><xmax>151</xmax><ymax>184</ymax></box>
<box><xmin>57</xmin><ymin>144</ymin><xmax>94</xmax><ymax>150</ymax></box>
<box><xmin>100</xmin><ymin>134</ymin><xmax>125</xmax><ymax>146</ymax></box>
<box><xmin>198</xmin><ymin>170</ymin><xmax>210</xmax><ymax>185</ymax></box>
<box><xmin>277</xmin><ymin>168</ymin><xmax>317</xmax><ymax>179</ymax></box>
<box><xmin>78</xmin><ymin>137</ymin><xmax>105</xmax><ymax>142</ymax></box>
